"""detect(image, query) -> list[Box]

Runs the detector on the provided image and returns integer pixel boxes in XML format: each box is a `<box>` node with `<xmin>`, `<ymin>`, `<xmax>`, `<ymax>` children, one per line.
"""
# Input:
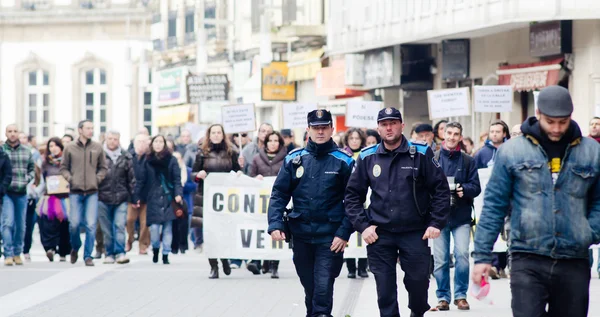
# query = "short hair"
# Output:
<box><xmin>27</xmin><ymin>135</ymin><xmax>35</xmax><ymax>142</ymax></box>
<box><xmin>445</xmin><ymin>122</ymin><xmax>463</xmax><ymax>135</ymax></box>
<box><xmin>106</xmin><ymin>129</ymin><xmax>120</xmax><ymax>137</ymax></box>
<box><xmin>410</xmin><ymin>122</ymin><xmax>424</xmax><ymax>136</ymax></box>
<box><xmin>62</xmin><ymin>134</ymin><xmax>74</xmax><ymax>141</ymax></box>
<box><xmin>78</xmin><ymin>119</ymin><xmax>92</xmax><ymax>129</ymax></box>
<box><xmin>591</xmin><ymin>117</ymin><xmax>600</xmax><ymax>122</ymax></box>
<box><xmin>490</xmin><ymin>119</ymin><xmax>510</xmax><ymax>140</ymax></box>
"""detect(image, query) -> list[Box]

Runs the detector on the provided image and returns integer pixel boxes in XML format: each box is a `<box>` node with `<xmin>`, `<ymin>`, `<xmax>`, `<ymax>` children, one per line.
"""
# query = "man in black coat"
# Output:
<box><xmin>126</xmin><ymin>132</ymin><xmax>150</xmax><ymax>254</ymax></box>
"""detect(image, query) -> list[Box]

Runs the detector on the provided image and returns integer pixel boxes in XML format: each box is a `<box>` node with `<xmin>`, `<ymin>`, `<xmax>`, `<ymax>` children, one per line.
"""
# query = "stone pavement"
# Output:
<box><xmin>3</xmin><ymin>242</ymin><xmax>600</xmax><ymax>317</ymax></box>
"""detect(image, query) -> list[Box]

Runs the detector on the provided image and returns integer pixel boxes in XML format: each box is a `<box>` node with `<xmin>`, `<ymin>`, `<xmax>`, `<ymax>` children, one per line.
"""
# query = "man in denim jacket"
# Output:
<box><xmin>472</xmin><ymin>85</ymin><xmax>600</xmax><ymax>317</ymax></box>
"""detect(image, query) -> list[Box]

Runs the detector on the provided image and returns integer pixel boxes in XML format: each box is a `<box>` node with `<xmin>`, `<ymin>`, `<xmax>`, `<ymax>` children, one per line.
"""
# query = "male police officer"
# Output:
<box><xmin>345</xmin><ymin>107</ymin><xmax>450</xmax><ymax>317</ymax></box>
<box><xmin>268</xmin><ymin>109</ymin><xmax>354</xmax><ymax>317</ymax></box>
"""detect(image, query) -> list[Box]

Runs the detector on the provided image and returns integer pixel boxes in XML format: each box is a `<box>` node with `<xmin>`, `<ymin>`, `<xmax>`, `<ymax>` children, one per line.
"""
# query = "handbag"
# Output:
<box><xmin>159</xmin><ymin>173</ymin><xmax>185</xmax><ymax>218</ymax></box>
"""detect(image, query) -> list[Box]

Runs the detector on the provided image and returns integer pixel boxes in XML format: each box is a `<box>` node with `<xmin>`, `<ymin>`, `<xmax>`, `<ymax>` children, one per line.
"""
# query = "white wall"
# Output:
<box><xmin>0</xmin><ymin>40</ymin><xmax>148</xmax><ymax>145</ymax></box>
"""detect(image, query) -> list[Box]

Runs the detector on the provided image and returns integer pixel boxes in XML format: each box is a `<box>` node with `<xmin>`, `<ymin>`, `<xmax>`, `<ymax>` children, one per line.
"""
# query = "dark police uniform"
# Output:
<box><xmin>345</xmin><ymin>107</ymin><xmax>450</xmax><ymax>317</ymax></box>
<box><xmin>268</xmin><ymin>109</ymin><xmax>354</xmax><ymax>317</ymax></box>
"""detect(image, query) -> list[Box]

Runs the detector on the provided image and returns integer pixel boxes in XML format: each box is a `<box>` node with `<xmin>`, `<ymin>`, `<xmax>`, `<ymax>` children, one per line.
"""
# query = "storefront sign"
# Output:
<box><xmin>156</xmin><ymin>67</ymin><xmax>188</xmax><ymax>107</ymax></box>
<box><xmin>442</xmin><ymin>39</ymin><xmax>470</xmax><ymax>80</ymax></box>
<box><xmin>282</xmin><ymin>103</ymin><xmax>317</xmax><ymax>129</ymax></box>
<box><xmin>187</xmin><ymin>74</ymin><xmax>229</xmax><ymax>103</ymax></box>
<box><xmin>344</xmin><ymin>54</ymin><xmax>364</xmax><ymax>86</ymax></box>
<box><xmin>316</xmin><ymin>60</ymin><xmax>347</xmax><ymax>96</ymax></box>
<box><xmin>497</xmin><ymin>58</ymin><xmax>563</xmax><ymax>92</ymax></box>
<box><xmin>345</xmin><ymin>101</ymin><xmax>382</xmax><ymax>129</ymax></box>
<box><xmin>473</xmin><ymin>86</ymin><xmax>513</xmax><ymax>113</ymax></box>
<box><xmin>261</xmin><ymin>62</ymin><xmax>296</xmax><ymax>101</ymax></box>
<box><xmin>427</xmin><ymin>87</ymin><xmax>471</xmax><ymax>119</ymax></box>
<box><xmin>363</xmin><ymin>46</ymin><xmax>401</xmax><ymax>89</ymax></box>
<box><xmin>221</xmin><ymin>103</ymin><xmax>256</xmax><ymax>134</ymax></box>
<box><xmin>529</xmin><ymin>20</ymin><xmax>572</xmax><ymax>58</ymax></box>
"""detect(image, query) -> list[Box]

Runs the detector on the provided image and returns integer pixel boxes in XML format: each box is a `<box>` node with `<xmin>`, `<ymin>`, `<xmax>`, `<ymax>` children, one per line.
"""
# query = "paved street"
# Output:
<box><xmin>3</xmin><ymin>239</ymin><xmax>600</xmax><ymax>317</ymax></box>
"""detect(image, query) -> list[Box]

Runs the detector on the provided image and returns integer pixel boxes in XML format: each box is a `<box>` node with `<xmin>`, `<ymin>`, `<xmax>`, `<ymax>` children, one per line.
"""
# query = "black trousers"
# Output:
<box><xmin>171</xmin><ymin>216</ymin><xmax>189</xmax><ymax>253</ymax></box>
<box><xmin>38</xmin><ymin>216</ymin><xmax>71</xmax><ymax>257</ymax></box>
<box><xmin>510</xmin><ymin>252</ymin><xmax>589</xmax><ymax>317</ymax></box>
<box><xmin>23</xmin><ymin>198</ymin><xmax>37</xmax><ymax>254</ymax></box>
<box><xmin>367</xmin><ymin>230</ymin><xmax>430</xmax><ymax>317</ymax></box>
<box><xmin>346</xmin><ymin>258</ymin><xmax>368</xmax><ymax>273</ymax></box>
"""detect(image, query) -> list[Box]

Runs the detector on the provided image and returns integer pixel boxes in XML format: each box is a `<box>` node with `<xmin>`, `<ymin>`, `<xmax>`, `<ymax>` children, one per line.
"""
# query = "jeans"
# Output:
<box><xmin>1</xmin><ymin>194</ymin><xmax>28</xmax><ymax>258</ymax></box>
<box><xmin>511</xmin><ymin>252</ymin><xmax>589</xmax><ymax>317</ymax></box>
<box><xmin>588</xmin><ymin>249</ymin><xmax>600</xmax><ymax>271</ymax></box>
<box><xmin>69</xmin><ymin>193</ymin><xmax>99</xmax><ymax>260</ymax></box>
<box><xmin>150</xmin><ymin>221</ymin><xmax>172</xmax><ymax>255</ymax></box>
<box><xmin>433</xmin><ymin>224</ymin><xmax>470</xmax><ymax>303</ymax></box>
<box><xmin>292</xmin><ymin>239</ymin><xmax>344</xmax><ymax>317</ymax></box>
<box><xmin>97</xmin><ymin>201</ymin><xmax>128</xmax><ymax>257</ymax></box>
<box><xmin>24</xmin><ymin>198</ymin><xmax>37</xmax><ymax>254</ymax></box>
<box><xmin>367</xmin><ymin>230</ymin><xmax>431</xmax><ymax>317</ymax></box>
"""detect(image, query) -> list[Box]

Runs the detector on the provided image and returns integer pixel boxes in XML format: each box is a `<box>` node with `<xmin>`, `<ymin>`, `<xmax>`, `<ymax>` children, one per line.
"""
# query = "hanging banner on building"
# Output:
<box><xmin>282</xmin><ymin>103</ymin><xmax>317</xmax><ymax>129</ymax></box>
<box><xmin>261</xmin><ymin>62</ymin><xmax>297</xmax><ymax>101</ymax></box>
<box><xmin>427</xmin><ymin>87</ymin><xmax>471</xmax><ymax>119</ymax></box>
<box><xmin>345</xmin><ymin>101</ymin><xmax>382</xmax><ymax>129</ymax></box>
<box><xmin>221</xmin><ymin>104</ymin><xmax>256</xmax><ymax>134</ymax></box>
<box><xmin>156</xmin><ymin>67</ymin><xmax>188</xmax><ymax>107</ymax></box>
<box><xmin>187</xmin><ymin>74</ymin><xmax>229</xmax><ymax>104</ymax></box>
<box><xmin>203</xmin><ymin>173</ymin><xmax>367</xmax><ymax>259</ymax></box>
<box><xmin>473</xmin><ymin>85</ymin><xmax>513</xmax><ymax>113</ymax></box>
<box><xmin>472</xmin><ymin>168</ymin><xmax>508</xmax><ymax>252</ymax></box>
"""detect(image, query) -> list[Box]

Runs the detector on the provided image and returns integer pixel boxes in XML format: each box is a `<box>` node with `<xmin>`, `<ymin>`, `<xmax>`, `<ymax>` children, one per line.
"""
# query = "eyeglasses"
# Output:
<box><xmin>510</xmin><ymin>132</ymin><xmax>522</xmax><ymax>137</ymax></box>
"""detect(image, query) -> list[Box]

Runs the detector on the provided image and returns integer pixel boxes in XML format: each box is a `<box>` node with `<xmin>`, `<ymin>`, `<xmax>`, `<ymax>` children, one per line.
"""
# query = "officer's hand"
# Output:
<box><xmin>456</xmin><ymin>184</ymin><xmax>464</xmax><ymax>198</ymax></box>
<box><xmin>271</xmin><ymin>230</ymin><xmax>286</xmax><ymax>241</ymax></box>
<box><xmin>362</xmin><ymin>225</ymin><xmax>379</xmax><ymax>245</ymax></box>
<box><xmin>472</xmin><ymin>263</ymin><xmax>491</xmax><ymax>285</ymax></box>
<box><xmin>331</xmin><ymin>237</ymin><xmax>347</xmax><ymax>253</ymax></box>
<box><xmin>422</xmin><ymin>226</ymin><xmax>441</xmax><ymax>240</ymax></box>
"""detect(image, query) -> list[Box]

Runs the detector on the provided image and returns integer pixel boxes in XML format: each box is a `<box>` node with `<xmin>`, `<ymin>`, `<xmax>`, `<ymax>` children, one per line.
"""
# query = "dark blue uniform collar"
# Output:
<box><xmin>376</xmin><ymin>135</ymin><xmax>409</xmax><ymax>154</ymax></box>
<box><xmin>306</xmin><ymin>138</ymin><xmax>337</xmax><ymax>156</ymax></box>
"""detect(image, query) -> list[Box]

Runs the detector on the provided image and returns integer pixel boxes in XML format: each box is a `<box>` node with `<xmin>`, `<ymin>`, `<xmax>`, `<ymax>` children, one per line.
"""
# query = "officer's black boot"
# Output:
<box><xmin>358</xmin><ymin>258</ymin><xmax>369</xmax><ymax>278</ymax></box>
<box><xmin>346</xmin><ymin>259</ymin><xmax>357</xmax><ymax>278</ymax></box>
<box><xmin>209</xmin><ymin>259</ymin><xmax>219</xmax><ymax>279</ymax></box>
<box><xmin>271</xmin><ymin>261</ymin><xmax>279</xmax><ymax>279</ymax></box>
<box><xmin>262</xmin><ymin>260</ymin><xmax>271</xmax><ymax>274</ymax></box>
<box><xmin>410</xmin><ymin>312</ymin><xmax>424</xmax><ymax>317</ymax></box>
<box><xmin>152</xmin><ymin>248</ymin><xmax>159</xmax><ymax>263</ymax></box>
<box><xmin>221</xmin><ymin>259</ymin><xmax>231</xmax><ymax>275</ymax></box>
<box><xmin>247</xmin><ymin>261</ymin><xmax>261</xmax><ymax>275</ymax></box>
<box><xmin>162</xmin><ymin>254</ymin><xmax>169</xmax><ymax>265</ymax></box>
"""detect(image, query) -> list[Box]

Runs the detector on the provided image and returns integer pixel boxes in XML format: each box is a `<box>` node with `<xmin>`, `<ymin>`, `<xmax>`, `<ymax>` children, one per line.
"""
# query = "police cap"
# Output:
<box><xmin>307</xmin><ymin>109</ymin><xmax>333</xmax><ymax>126</ymax></box>
<box><xmin>377</xmin><ymin>107</ymin><xmax>403</xmax><ymax>122</ymax></box>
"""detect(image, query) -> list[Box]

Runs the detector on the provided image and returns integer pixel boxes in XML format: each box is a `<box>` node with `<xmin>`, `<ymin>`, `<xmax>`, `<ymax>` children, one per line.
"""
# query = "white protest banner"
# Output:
<box><xmin>345</xmin><ymin>101</ymin><xmax>382</xmax><ymax>129</ymax></box>
<box><xmin>427</xmin><ymin>87</ymin><xmax>471</xmax><ymax>119</ymax></box>
<box><xmin>282</xmin><ymin>103</ymin><xmax>317</xmax><ymax>129</ymax></box>
<box><xmin>473</xmin><ymin>85</ymin><xmax>513</xmax><ymax>113</ymax></box>
<box><xmin>222</xmin><ymin>103</ymin><xmax>256</xmax><ymax>134</ymax></box>
<box><xmin>472</xmin><ymin>168</ymin><xmax>508</xmax><ymax>252</ymax></box>
<box><xmin>199</xmin><ymin>101</ymin><xmax>228</xmax><ymax>124</ymax></box>
<box><xmin>203</xmin><ymin>173</ymin><xmax>367</xmax><ymax>260</ymax></box>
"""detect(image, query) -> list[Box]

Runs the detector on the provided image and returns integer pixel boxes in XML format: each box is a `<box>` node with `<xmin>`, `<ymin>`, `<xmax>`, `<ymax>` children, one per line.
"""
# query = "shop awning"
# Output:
<box><xmin>496</xmin><ymin>58</ymin><xmax>563</xmax><ymax>92</ymax></box>
<box><xmin>156</xmin><ymin>104</ymin><xmax>193</xmax><ymax>127</ymax></box>
<box><xmin>287</xmin><ymin>48</ymin><xmax>324</xmax><ymax>82</ymax></box>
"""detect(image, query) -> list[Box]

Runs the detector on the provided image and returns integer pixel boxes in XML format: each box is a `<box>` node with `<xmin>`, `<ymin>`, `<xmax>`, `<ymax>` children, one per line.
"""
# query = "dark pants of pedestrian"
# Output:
<box><xmin>171</xmin><ymin>216</ymin><xmax>189</xmax><ymax>253</ymax></box>
<box><xmin>23</xmin><ymin>198</ymin><xmax>37</xmax><ymax>254</ymax></box>
<box><xmin>511</xmin><ymin>252</ymin><xmax>589</xmax><ymax>317</ymax></box>
<box><xmin>38</xmin><ymin>216</ymin><xmax>71</xmax><ymax>257</ymax></box>
<box><xmin>95</xmin><ymin>221</ymin><xmax>104</xmax><ymax>255</ymax></box>
<box><xmin>367</xmin><ymin>230</ymin><xmax>430</xmax><ymax>317</ymax></box>
<box><xmin>346</xmin><ymin>258</ymin><xmax>368</xmax><ymax>273</ymax></box>
<box><xmin>292</xmin><ymin>239</ymin><xmax>344</xmax><ymax>317</ymax></box>
<box><xmin>492</xmin><ymin>252</ymin><xmax>507</xmax><ymax>270</ymax></box>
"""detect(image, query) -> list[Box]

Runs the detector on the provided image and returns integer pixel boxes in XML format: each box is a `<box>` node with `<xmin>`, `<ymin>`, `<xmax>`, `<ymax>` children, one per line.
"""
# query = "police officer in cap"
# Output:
<box><xmin>345</xmin><ymin>107</ymin><xmax>450</xmax><ymax>317</ymax></box>
<box><xmin>268</xmin><ymin>109</ymin><xmax>354</xmax><ymax>317</ymax></box>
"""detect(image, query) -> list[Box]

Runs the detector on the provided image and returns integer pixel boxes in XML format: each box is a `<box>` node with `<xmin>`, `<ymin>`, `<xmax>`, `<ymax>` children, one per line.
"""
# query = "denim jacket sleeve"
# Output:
<box><xmin>587</xmin><ymin>175</ymin><xmax>600</xmax><ymax>245</ymax></box>
<box><xmin>473</xmin><ymin>146</ymin><xmax>512</xmax><ymax>264</ymax></box>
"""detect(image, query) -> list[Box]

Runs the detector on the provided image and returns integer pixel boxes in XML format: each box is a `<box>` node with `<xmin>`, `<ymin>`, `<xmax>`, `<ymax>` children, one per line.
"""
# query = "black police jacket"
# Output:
<box><xmin>345</xmin><ymin>136</ymin><xmax>450</xmax><ymax>234</ymax></box>
<box><xmin>267</xmin><ymin>138</ymin><xmax>355</xmax><ymax>244</ymax></box>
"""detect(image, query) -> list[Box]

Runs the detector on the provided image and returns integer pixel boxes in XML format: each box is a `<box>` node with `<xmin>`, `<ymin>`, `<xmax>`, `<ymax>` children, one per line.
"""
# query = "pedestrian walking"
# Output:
<box><xmin>268</xmin><ymin>109</ymin><xmax>354</xmax><ymax>317</ymax></box>
<box><xmin>136</xmin><ymin>135</ymin><xmax>183</xmax><ymax>265</ymax></box>
<box><xmin>60</xmin><ymin>120</ymin><xmax>108</xmax><ymax>266</ymax></box>
<box><xmin>97</xmin><ymin>130</ymin><xmax>136</xmax><ymax>264</ymax></box>
<box><xmin>126</xmin><ymin>132</ymin><xmax>151</xmax><ymax>255</ymax></box>
<box><xmin>472</xmin><ymin>85</ymin><xmax>600</xmax><ymax>317</ymax></box>
<box><xmin>2</xmin><ymin>124</ymin><xmax>35</xmax><ymax>266</ymax></box>
<box><xmin>345</xmin><ymin>107</ymin><xmax>451</xmax><ymax>317</ymax></box>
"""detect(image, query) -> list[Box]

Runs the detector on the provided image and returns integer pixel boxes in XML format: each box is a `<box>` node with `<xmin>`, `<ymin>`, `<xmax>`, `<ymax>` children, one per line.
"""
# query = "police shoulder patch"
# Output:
<box><xmin>359</xmin><ymin>144</ymin><xmax>379</xmax><ymax>159</ymax></box>
<box><xmin>285</xmin><ymin>147</ymin><xmax>306</xmax><ymax>163</ymax></box>
<box><xmin>408</xmin><ymin>141</ymin><xmax>428</xmax><ymax>155</ymax></box>
<box><xmin>330</xmin><ymin>149</ymin><xmax>354</xmax><ymax>166</ymax></box>
<box><xmin>432</xmin><ymin>157</ymin><xmax>441</xmax><ymax>168</ymax></box>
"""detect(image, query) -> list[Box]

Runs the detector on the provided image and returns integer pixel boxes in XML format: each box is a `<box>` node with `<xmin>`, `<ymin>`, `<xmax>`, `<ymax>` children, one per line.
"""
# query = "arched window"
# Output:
<box><xmin>25</xmin><ymin>69</ymin><xmax>51</xmax><ymax>138</ymax></box>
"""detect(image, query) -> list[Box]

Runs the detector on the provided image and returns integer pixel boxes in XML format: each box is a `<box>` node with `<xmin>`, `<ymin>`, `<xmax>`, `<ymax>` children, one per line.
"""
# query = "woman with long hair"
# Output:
<box><xmin>192</xmin><ymin>124</ymin><xmax>241</xmax><ymax>279</ymax></box>
<box><xmin>136</xmin><ymin>135</ymin><xmax>183</xmax><ymax>265</ymax></box>
<box><xmin>249</xmin><ymin>131</ymin><xmax>287</xmax><ymax>278</ymax></box>
<box><xmin>37</xmin><ymin>137</ymin><xmax>71</xmax><ymax>262</ymax></box>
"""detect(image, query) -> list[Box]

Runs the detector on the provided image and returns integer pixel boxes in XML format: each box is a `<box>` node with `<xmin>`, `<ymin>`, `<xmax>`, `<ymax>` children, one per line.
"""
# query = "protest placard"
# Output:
<box><xmin>221</xmin><ymin>104</ymin><xmax>256</xmax><ymax>134</ymax></box>
<box><xmin>473</xmin><ymin>85</ymin><xmax>513</xmax><ymax>113</ymax></box>
<box><xmin>345</xmin><ymin>101</ymin><xmax>382</xmax><ymax>128</ymax></box>
<box><xmin>427</xmin><ymin>87</ymin><xmax>470</xmax><ymax>119</ymax></box>
<box><xmin>282</xmin><ymin>103</ymin><xmax>317</xmax><ymax>129</ymax></box>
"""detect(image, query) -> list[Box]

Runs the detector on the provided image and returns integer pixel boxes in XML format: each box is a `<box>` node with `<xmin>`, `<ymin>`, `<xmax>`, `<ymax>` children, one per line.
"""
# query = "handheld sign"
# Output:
<box><xmin>427</xmin><ymin>87</ymin><xmax>470</xmax><ymax>119</ymax></box>
<box><xmin>473</xmin><ymin>85</ymin><xmax>513</xmax><ymax>113</ymax></box>
<box><xmin>282</xmin><ymin>103</ymin><xmax>317</xmax><ymax>129</ymax></box>
<box><xmin>221</xmin><ymin>103</ymin><xmax>256</xmax><ymax>134</ymax></box>
<box><xmin>345</xmin><ymin>101</ymin><xmax>382</xmax><ymax>129</ymax></box>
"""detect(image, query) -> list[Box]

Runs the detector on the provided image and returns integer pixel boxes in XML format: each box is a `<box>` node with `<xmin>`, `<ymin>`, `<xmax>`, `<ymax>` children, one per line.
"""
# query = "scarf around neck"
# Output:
<box><xmin>103</xmin><ymin>144</ymin><xmax>122</xmax><ymax>164</ymax></box>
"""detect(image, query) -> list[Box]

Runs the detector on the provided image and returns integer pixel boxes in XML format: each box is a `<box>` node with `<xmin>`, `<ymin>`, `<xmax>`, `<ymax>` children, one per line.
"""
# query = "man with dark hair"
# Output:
<box><xmin>60</xmin><ymin>119</ymin><xmax>108</xmax><ymax>266</ymax></box>
<box><xmin>590</xmin><ymin>117</ymin><xmax>600</xmax><ymax>143</ymax></box>
<box><xmin>280</xmin><ymin>129</ymin><xmax>298</xmax><ymax>153</ymax></box>
<box><xmin>62</xmin><ymin>134</ymin><xmax>74</xmax><ymax>147</ymax></box>
<box><xmin>432</xmin><ymin>122</ymin><xmax>481</xmax><ymax>311</ymax></box>
<box><xmin>268</xmin><ymin>109</ymin><xmax>354</xmax><ymax>317</ymax></box>
<box><xmin>473</xmin><ymin>85</ymin><xmax>600</xmax><ymax>317</ymax></box>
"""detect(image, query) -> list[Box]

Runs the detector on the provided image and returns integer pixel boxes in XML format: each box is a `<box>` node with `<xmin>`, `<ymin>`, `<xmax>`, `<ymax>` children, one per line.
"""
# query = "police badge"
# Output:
<box><xmin>373</xmin><ymin>164</ymin><xmax>381</xmax><ymax>177</ymax></box>
<box><xmin>316</xmin><ymin>110</ymin><xmax>323</xmax><ymax>118</ymax></box>
<box><xmin>296</xmin><ymin>166</ymin><xmax>305</xmax><ymax>178</ymax></box>
<box><xmin>385</xmin><ymin>108</ymin><xmax>393</xmax><ymax>115</ymax></box>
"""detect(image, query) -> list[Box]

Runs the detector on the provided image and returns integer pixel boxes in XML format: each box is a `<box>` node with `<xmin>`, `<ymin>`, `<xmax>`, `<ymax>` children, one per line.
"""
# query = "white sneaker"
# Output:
<box><xmin>103</xmin><ymin>256</ymin><xmax>115</xmax><ymax>264</ymax></box>
<box><xmin>230</xmin><ymin>263</ymin><xmax>240</xmax><ymax>269</ymax></box>
<box><xmin>116</xmin><ymin>255</ymin><xmax>130</xmax><ymax>264</ymax></box>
